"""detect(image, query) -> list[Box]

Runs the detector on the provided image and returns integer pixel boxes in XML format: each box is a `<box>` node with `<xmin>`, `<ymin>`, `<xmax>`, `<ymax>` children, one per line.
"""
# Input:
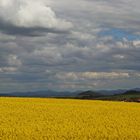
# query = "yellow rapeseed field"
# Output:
<box><xmin>0</xmin><ymin>98</ymin><xmax>140</xmax><ymax>140</ymax></box>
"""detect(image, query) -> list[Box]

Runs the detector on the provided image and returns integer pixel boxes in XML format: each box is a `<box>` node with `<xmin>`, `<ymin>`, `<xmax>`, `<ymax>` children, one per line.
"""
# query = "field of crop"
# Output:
<box><xmin>0</xmin><ymin>98</ymin><xmax>140</xmax><ymax>140</ymax></box>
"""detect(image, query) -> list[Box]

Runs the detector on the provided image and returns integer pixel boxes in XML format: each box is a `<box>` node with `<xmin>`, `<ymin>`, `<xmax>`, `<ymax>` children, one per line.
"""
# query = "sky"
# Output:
<box><xmin>0</xmin><ymin>0</ymin><xmax>140</xmax><ymax>92</ymax></box>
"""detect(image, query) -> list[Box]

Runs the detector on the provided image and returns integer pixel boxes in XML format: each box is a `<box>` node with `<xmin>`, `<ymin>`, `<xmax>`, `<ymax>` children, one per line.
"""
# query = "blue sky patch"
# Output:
<box><xmin>99</xmin><ymin>28</ymin><xmax>140</xmax><ymax>41</ymax></box>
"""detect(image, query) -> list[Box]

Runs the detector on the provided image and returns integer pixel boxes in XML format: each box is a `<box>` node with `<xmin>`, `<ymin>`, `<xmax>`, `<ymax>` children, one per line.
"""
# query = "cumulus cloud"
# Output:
<box><xmin>0</xmin><ymin>0</ymin><xmax>73</xmax><ymax>36</ymax></box>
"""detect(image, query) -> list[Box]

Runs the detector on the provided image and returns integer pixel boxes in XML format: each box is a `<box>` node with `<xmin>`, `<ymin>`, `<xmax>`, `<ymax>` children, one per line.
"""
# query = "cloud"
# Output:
<box><xmin>132</xmin><ymin>40</ymin><xmax>140</xmax><ymax>48</ymax></box>
<box><xmin>53</xmin><ymin>0</ymin><xmax>140</xmax><ymax>34</ymax></box>
<box><xmin>7</xmin><ymin>55</ymin><xmax>22</xmax><ymax>66</ymax></box>
<box><xmin>0</xmin><ymin>0</ymin><xmax>73</xmax><ymax>36</ymax></box>
<box><xmin>0</xmin><ymin>67</ymin><xmax>17</xmax><ymax>73</ymax></box>
<box><xmin>0</xmin><ymin>0</ymin><xmax>140</xmax><ymax>92</ymax></box>
<box><xmin>54</xmin><ymin>72</ymin><xmax>130</xmax><ymax>81</ymax></box>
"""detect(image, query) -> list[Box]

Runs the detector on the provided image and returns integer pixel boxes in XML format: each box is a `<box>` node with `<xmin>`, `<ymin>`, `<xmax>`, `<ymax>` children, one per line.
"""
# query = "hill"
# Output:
<box><xmin>122</xmin><ymin>90</ymin><xmax>140</xmax><ymax>95</ymax></box>
<box><xmin>97</xmin><ymin>90</ymin><xmax>140</xmax><ymax>102</ymax></box>
<box><xmin>0</xmin><ymin>89</ymin><xmax>140</xmax><ymax>102</ymax></box>
<box><xmin>77</xmin><ymin>90</ymin><xmax>103</xmax><ymax>99</ymax></box>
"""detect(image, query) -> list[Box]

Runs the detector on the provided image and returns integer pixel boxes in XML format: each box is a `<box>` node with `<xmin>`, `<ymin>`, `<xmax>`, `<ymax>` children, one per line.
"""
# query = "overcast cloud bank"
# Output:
<box><xmin>0</xmin><ymin>0</ymin><xmax>140</xmax><ymax>92</ymax></box>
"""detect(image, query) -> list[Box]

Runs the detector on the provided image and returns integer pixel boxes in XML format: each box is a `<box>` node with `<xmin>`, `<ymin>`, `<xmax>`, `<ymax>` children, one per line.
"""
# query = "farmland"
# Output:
<box><xmin>0</xmin><ymin>98</ymin><xmax>140</xmax><ymax>140</ymax></box>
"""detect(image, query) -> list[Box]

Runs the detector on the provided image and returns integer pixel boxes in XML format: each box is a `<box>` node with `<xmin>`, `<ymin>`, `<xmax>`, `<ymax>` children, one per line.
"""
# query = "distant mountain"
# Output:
<box><xmin>1</xmin><ymin>88</ymin><xmax>140</xmax><ymax>103</ymax></box>
<box><xmin>122</xmin><ymin>90</ymin><xmax>140</xmax><ymax>95</ymax></box>
<box><xmin>96</xmin><ymin>90</ymin><xmax>140</xmax><ymax>102</ymax></box>
<box><xmin>77</xmin><ymin>90</ymin><xmax>103</xmax><ymax>99</ymax></box>
<box><xmin>0</xmin><ymin>93</ymin><xmax>11</xmax><ymax>97</ymax></box>
<box><xmin>132</xmin><ymin>88</ymin><xmax>140</xmax><ymax>91</ymax></box>
<box><xmin>0</xmin><ymin>90</ymin><xmax>76</xmax><ymax>98</ymax></box>
<box><xmin>97</xmin><ymin>88</ymin><xmax>140</xmax><ymax>95</ymax></box>
<box><xmin>97</xmin><ymin>89</ymin><xmax>126</xmax><ymax>95</ymax></box>
<box><xmin>74</xmin><ymin>89</ymin><xmax>140</xmax><ymax>102</ymax></box>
